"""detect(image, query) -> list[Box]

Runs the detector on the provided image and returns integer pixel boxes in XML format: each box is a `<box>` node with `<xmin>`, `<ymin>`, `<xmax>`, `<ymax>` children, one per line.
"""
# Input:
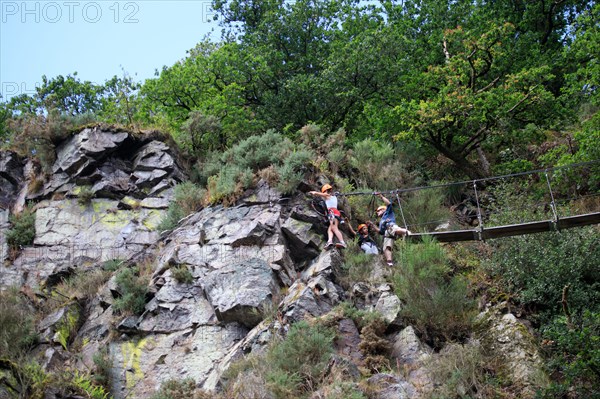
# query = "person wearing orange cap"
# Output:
<box><xmin>348</xmin><ymin>223</ymin><xmax>379</xmax><ymax>254</ymax></box>
<box><xmin>369</xmin><ymin>192</ymin><xmax>411</xmax><ymax>266</ymax></box>
<box><xmin>309</xmin><ymin>184</ymin><xmax>347</xmax><ymax>249</ymax></box>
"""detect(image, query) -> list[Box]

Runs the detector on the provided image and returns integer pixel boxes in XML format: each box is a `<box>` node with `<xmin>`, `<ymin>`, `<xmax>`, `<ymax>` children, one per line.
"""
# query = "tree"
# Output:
<box><xmin>8</xmin><ymin>73</ymin><xmax>104</xmax><ymax>116</ymax></box>
<box><xmin>395</xmin><ymin>24</ymin><xmax>557</xmax><ymax>179</ymax></box>
<box><xmin>99</xmin><ymin>72</ymin><xmax>142</xmax><ymax>127</ymax></box>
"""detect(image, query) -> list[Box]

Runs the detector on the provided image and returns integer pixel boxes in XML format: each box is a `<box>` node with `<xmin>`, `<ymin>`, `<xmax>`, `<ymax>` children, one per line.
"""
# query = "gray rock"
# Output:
<box><xmin>53</xmin><ymin>128</ymin><xmax>128</xmax><ymax>175</ymax></box>
<box><xmin>110</xmin><ymin>324</ymin><xmax>247</xmax><ymax>399</ymax></box>
<box><xmin>365</xmin><ymin>373</ymin><xmax>417</xmax><ymax>399</ymax></box>
<box><xmin>282</xmin><ymin>275</ymin><xmax>342</xmax><ymax>322</ymax></box>
<box><xmin>0</xmin><ymin>151</ymin><xmax>23</xmax><ymax>206</ymax></box>
<box><xmin>202</xmin><ymin>258</ymin><xmax>279</xmax><ymax>328</ymax></box>
<box><xmin>132</xmin><ymin>141</ymin><xmax>174</xmax><ymax>172</ymax></box>
<box><xmin>375</xmin><ymin>290</ymin><xmax>403</xmax><ymax>326</ymax></box>
<box><xmin>476</xmin><ymin>304</ymin><xmax>548</xmax><ymax>397</ymax></box>
<box><xmin>281</xmin><ymin>217</ymin><xmax>322</xmax><ymax>261</ymax></box>
<box><xmin>391</xmin><ymin>326</ymin><xmax>432</xmax><ymax>368</ymax></box>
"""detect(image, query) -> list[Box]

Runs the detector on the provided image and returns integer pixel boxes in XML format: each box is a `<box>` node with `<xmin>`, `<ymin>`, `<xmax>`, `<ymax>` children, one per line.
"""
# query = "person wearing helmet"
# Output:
<box><xmin>369</xmin><ymin>192</ymin><xmax>411</xmax><ymax>266</ymax></box>
<box><xmin>347</xmin><ymin>223</ymin><xmax>379</xmax><ymax>254</ymax></box>
<box><xmin>309</xmin><ymin>184</ymin><xmax>347</xmax><ymax>249</ymax></box>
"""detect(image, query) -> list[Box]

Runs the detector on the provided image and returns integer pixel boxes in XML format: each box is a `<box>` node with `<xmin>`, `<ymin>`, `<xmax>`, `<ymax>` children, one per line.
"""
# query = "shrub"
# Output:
<box><xmin>112</xmin><ymin>267</ymin><xmax>149</xmax><ymax>315</ymax></box>
<box><xmin>150</xmin><ymin>378</ymin><xmax>216</xmax><ymax>399</ymax></box>
<box><xmin>266</xmin><ymin>321</ymin><xmax>336</xmax><ymax>397</ymax></box>
<box><xmin>392</xmin><ymin>238</ymin><xmax>477</xmax><ymax>348</ymax></box>
<box><xmin>92</xmin><ymin>347</ymin><xmax>113</xmax><ymax>392</ymax></box>
<box><xmin>196</xmin><ymin>130</ymin><xmax>315</xmax><ymax>204</ymax></box>
<box><xmin>6</xmin><ymin>206</ymin><xmax>36</xmax><ymax>250</ymax></box>
<box><xmin>428</xmin><ymin>342</ymin><xmax>503</xmax><ymax>399</ymax></box>
<box><xmin>484</xmin><ymin>227</ymin><xmax>600</xmax><ymax>323</ymax></box>
<box><xmin>538</xmin><ymin>311</ymin><xmax>600</xmax><ymax>398</ymax></box>
<box><xmin>0</xmin><ymin>288</ymin><xmax>38</xmax><ymax>360</ymax></box>
<box><xmin>158</xmin><ymin>182</ymin><xmax>206</xmax><ymax>231</ymax></box>
<box><xmin>171</xmin><ymin>265</ymin><xmax>194</xmax><ymax>284</ymax></box>
<box><xmin>349</xmin><ymin>139</ymin><xmax>415</xmax><ymax>192</ymax></box>
<box><xmin>275</xmin><ymin>146</ymin><xmax>314</xmax><ymax>194</ymax></box>
<box><xmin>76</xmin><ymin>185</ymin><xmax>95</xmax><ymax>205</ymax></box>
<box><xmin>340</xmin><ymin>239</ymin><xmax>380</xmax><ymax>286</ymax></box>
<box><xmin>400</xmin><ymin>187</ymin><xmax>454</xmax><ymax>233</ymax></box>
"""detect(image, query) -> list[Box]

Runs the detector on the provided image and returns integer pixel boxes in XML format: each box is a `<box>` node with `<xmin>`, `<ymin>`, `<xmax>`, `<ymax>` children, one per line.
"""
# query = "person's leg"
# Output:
<box><xmin>383</xmin><ymin>237</ymin><xmax>394</xmax><ymax>265</ymax></box>
<box><xmin>391</xmin><ymin>224</ymin><xmax>411</xmax><ymax>237</ymax></box>
<box><xmin>331</xmin><ymin>220</ymin><xmax>346</xmax><ymax>247</ymax></box>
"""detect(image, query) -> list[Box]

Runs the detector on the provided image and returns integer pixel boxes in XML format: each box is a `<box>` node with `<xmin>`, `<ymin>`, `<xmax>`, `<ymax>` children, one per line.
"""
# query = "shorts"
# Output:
<box><xmin>327</xmin><ymin>208</ymin><xmax>341</xmax><ymax>222</ymax></box>
<box><xmin>383</xmin><ymin>223</ymin><xmax>404</xmax><ymax>249</ymax></box>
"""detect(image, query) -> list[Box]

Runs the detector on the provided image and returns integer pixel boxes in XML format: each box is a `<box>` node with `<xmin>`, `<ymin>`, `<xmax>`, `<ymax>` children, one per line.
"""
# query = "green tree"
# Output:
<box><xmin>99</xmin><ymin>72</ymin><xmax>142</xmax><ymax>127</ymax></box>
<box><xmin>395</xmin><ymin>24</ymin><xmax>557</xmax><ymax>179</ymax></box>
<box><xmin>9</xmin><ymin>73</ymin><xmax>105</xmax><ymax>116</ymax></box>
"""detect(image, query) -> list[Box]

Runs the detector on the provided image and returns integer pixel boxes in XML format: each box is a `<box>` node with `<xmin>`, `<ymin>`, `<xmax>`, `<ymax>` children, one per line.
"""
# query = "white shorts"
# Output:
<box><xmin>383</xmin><ymin>224</ymin><xmax>404</xmax><ymax>249</ymax></box>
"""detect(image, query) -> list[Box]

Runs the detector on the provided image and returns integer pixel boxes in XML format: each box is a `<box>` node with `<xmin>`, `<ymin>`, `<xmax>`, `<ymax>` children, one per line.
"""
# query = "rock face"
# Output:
<box><xmin>0</xmin><ymin>151</ymin><xmax>23</xmax><ymax>208</ymax></box>
<box><xmin>476</xmin><ymin>304</ymin><xmax>548</xmax><ymax>397</ymax></box>
<box><xmin>0</xmin><ymin>126</ymin><xmax>552</xmax><ymax>399</ymax></box>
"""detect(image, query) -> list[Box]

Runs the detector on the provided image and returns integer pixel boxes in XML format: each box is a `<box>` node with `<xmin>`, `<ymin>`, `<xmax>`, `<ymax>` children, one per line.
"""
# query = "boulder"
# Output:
<box><xmin>202</xmin><ymin>258</ymin><xmax>279</xmax><ymax>328</ymax></box>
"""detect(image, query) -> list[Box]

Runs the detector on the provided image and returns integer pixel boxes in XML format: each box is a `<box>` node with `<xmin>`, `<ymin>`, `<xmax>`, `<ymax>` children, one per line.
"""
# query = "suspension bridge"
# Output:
<box><xmin>338</xmin><ymin>160</ymin><xmax>600</xmax><ymax>243</ymax></box>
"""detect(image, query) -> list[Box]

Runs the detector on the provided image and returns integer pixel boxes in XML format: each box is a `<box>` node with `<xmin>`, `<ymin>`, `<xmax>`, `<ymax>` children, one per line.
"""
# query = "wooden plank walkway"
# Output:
<box><xmin>407</xmin><ymin>212</ymin><xmax>600</xmax><ymax>243</ymax></box>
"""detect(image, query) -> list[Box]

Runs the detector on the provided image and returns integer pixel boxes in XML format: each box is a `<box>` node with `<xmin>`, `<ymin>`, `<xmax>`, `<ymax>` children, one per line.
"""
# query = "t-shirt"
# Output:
<box><xmin>378</xmin><ymin>203</ymin><xmax>396</xmax><ymax>234</ymax></box>
<box><xmin>324</xmin><ymin>195</ymin><xmax>338</xmax><ymax>209</ymax></box>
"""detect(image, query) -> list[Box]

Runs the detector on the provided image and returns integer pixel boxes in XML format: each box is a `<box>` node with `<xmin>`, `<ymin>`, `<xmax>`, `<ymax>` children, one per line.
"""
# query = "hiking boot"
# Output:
<box><xmin>386</xmin><ymin>261</ymin><xmax>394</xmax><ymax>267</ymax></box>
<box><xmin>335</xmin><ymin>241</ymin><xmax>347</xmax><ymax>249</ymax></box>
<box><xmin>324</xmin><ymin>241</ymin><xmax>334</xmax><ymax>249</ymax></box>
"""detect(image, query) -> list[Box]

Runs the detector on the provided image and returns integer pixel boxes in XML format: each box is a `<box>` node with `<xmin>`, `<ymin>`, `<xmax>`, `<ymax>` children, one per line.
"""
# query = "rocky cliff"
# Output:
<box><xmin>0</xmin><ymin>127</ymin><xmax>547</xmax><ymax>398</ymax></box>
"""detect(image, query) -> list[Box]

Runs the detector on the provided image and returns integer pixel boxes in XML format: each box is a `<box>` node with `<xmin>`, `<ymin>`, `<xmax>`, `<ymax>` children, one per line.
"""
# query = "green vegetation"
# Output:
<box><xmin>6</xmin><ymin>206</ymin><xmax>36</xmax><ymax>251</ymax></box>
<box><xmin>0</xmin><ymin>1</ymin><xmax>599</xmax><ymax>398</ymax></box>
<box><xmin>0</xmin><ymin>288</ymin><xmax>38</xmax><ymax>360</ymax></box>
<box><xmin>392</xmin><ymin>237</ymin><xmax>477</xmax><ymax>348</ymax></box>
<box><xmin>112</xmin><ymin>267</ymin><xmax>149</xmax><ymax>315</ymax></box>
<box><xmin>158</xmin><ymin>182</ymin><xmax>206</xmax><ymax>231</ymax></box>
<box><xmin>171</xmin><ymin>265</ymin><xmax>194</xmax><ymax>284</ymax></box>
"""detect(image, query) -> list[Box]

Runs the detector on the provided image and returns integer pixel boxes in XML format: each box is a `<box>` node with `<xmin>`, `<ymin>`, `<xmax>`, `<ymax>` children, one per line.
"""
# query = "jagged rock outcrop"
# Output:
<box><xmin>0</xmin><ymin>151</ymin><xmax>23</xmax><ymax>208</ymax></box>
<box><xmin>0</xmin><ymin>126</ymin><xmax>553</xmax><ymax>399</ymax></box>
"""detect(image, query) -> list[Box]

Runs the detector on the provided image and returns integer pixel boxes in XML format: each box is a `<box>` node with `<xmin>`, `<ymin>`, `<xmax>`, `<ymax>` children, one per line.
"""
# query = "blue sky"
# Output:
<box><xmin>0</xmin><ymin>0</ymin><xmax>220</xmax><ymax>100</ymax></box>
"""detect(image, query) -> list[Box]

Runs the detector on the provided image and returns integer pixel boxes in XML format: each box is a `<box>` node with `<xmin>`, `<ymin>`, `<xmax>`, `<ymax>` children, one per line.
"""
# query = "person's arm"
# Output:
<box><xmin>367</xmin><ymin>220</ymin><xmax>380</xmax><ymax>234</ymax></box>
<box><xmin>346</xmin><ymin>221</ymin><xmax>357</xmax><ymax>237</ymax></box>
<box><xmin>377</xmin><ymin>192</ymin><xmax>391</xmax><ymax>206</ymax></box>
<box><xmin>309</xmin><ymin>191</ymin><xmax>330</xmax><ymax>199</ymax></box>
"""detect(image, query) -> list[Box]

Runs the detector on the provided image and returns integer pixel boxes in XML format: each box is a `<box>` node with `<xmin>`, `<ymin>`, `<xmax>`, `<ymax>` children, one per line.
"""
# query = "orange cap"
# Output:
<box><xmin>357</xmin><ymin>224</ymin><xmax>367</xmax><ymax>231</ymax></box>
<box><xmin>376</xmin><ymin>205</ymin><xmax>387</xmax><ymax>213</ymax></box>
<box><xmin>321</xmin><ymin>184</ymin><xmax>333</xmax><ymax>193</ymax></box>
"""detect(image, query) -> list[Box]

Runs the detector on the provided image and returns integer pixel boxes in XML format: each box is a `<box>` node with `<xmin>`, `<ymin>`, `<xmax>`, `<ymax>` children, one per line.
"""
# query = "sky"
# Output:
<box><xmin>0</xmin><ymin>0</ymin><xmax>221</xmax><ymax>100</ymax></box>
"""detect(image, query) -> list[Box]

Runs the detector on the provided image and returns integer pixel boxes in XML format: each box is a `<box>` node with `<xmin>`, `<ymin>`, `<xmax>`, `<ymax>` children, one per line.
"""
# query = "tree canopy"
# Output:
<box><xmin>0</xmin><ymin>0</ymin><xmax>597</xmax><ymax>179</ymax></box>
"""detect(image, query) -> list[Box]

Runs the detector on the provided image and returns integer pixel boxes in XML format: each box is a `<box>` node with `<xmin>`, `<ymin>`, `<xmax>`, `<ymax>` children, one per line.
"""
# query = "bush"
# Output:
<box><xmin>6</xmin><ymin>206</ymin><xmax>36</xmax><ymax>250</ymax></box>
<box><xmin>112</xmin><ymin>267</ymin><xmax>149</xmax><ymax>315</ymax></box>
<box><xmin>340</xmin><ymin>239</ymin><xmax>380</xmax><ymax>286</ymax></box>
<box><xmin>266</xmin><ymin>321</ymin><xmax>336</xmax><ymax>397</ymax></box>
<box><xmin>171</xmin><ymin>265</ymin><xmax>194</xmax><ymax>284</ymax></box>
<box><xmin>158</xmin><ymin>182</ymin><xmax>206</xmax><ymax>231</ymax></box>
<box><xmin>538</xmin><ymin>311</ymin><xmax>600</xmax><ymax>398</ymax></box>
<box><xmin>349</xmin><ymin>139</ymin><xmax>415</xmax><ymax>192</ymax></box>
<box><xmin>400</xmin><ymin>186</ymin><xmax>454</xmax><ymax>233</ymax></box>
<box><xmin>76</xmin><ymin>185</ymin><xmax>95</xmax><ymax>205</ymax></box>
<box><xmin>195</xmin><ymin>130</ymin><xmax>315</xmax><ymax>204</ymax></box>
<box><xmin>0</xmin><ymin>288</ymin><xmax>38</xmax><ymax>360</ymax></box>
<box><xmin>484</xmin><ymin>227</ymin><xmax>600</xmax><ymax>323</ymax></box>
<box><xmin>428</xmin><ymin>342</ymin><xmax>503</xmax><ymax>399</ymax></box>
<box><xmin>392</xmin><ymin>238</ymin><xmax>477</xmax><ymax>348</ymax></box>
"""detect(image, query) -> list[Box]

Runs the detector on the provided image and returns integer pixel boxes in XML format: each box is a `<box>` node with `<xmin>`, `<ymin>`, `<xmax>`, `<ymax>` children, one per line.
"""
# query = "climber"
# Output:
<box><xmin>369</xmin><ymin>192</ymin><xmax>411</xmax><ymax>266</ymax></box>
<box><xmin>347</xmin><ymin>223</ymin><xmax>379</xmax><ymax>255</ymax></box>
<box><xmin>308</xmin><ymin>184</ymin><xmax>347</xmax><ymax>249</ymax></box>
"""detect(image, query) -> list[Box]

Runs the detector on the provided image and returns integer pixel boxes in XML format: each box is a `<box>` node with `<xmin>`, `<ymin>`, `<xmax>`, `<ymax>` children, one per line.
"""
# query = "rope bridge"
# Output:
<box><xmin>337</xmin><ymin>160</ymin><xmax>600</xmax><ymax>243</ymax></box>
